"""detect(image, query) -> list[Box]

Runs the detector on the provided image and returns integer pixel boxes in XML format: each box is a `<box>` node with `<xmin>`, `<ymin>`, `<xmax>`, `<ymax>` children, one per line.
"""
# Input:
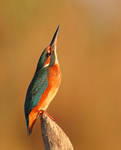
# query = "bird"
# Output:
<box><xmin>24</xmin><ymin>26</ymin><xmax>61</xmax><ymax>135</ymax></box>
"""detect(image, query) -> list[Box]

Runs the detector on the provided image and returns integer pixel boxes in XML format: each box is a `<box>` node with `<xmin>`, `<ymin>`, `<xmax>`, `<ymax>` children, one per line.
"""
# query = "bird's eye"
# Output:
<box><xmin>46</xmin><ymin>52</ymin><xmax>51</xmax><ymax>57</ymax></box>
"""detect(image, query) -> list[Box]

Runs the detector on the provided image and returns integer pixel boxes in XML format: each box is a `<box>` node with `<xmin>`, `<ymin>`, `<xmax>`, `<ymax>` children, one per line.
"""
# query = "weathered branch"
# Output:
<box><xmin>40</xmin><ymin>113</ymin><xmax>74</xmax><ymax>150</ymax></box>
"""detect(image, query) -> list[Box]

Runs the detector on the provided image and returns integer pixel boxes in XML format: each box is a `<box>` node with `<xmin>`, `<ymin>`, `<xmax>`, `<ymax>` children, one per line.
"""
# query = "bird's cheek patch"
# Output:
<box><xmin>44</xmin><ymin>57</ymin><xmax>51</xmax><ymax>67</ymax></box>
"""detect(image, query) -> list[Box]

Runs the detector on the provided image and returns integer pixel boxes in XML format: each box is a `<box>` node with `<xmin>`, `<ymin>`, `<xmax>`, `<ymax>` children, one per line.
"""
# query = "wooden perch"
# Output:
<box><xmin>40</xmin><ymin>113</ymin><xmax>74</xmax><ymax>150</ymax></box>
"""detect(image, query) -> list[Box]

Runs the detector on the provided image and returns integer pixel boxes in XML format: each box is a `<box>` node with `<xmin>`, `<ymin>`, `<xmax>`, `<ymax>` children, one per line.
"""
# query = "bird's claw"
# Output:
<box><xmin>39</xmin><ymin>110</ymin><xmax>55</xmax><ymax>121</ymax></box>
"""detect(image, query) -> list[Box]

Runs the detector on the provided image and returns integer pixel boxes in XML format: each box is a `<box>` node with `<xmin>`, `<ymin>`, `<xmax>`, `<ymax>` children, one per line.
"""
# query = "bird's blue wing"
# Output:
<box><xmin>24</xmin><ymin>67</ymin><xmax>49</xmax><ymax>120</ymax></box>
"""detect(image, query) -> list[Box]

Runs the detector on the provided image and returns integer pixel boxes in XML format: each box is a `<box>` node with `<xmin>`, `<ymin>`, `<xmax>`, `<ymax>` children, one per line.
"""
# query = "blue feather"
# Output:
<box><xmin>24</xmin><ymin>67</ymin><xmax>49</xmax><ymax>128</ymax></box>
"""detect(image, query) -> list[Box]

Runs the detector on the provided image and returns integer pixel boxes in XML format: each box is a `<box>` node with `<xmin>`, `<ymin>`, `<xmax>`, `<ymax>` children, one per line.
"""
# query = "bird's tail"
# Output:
<box><xmin>27</xmin><ymin>111</ymin><xmax>38</xmax><ymax>135</ymax></box>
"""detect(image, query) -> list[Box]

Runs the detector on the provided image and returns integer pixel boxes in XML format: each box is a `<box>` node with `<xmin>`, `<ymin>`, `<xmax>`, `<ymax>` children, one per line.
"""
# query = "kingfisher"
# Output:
<box><xmin>24</xmin><ymin>26</ymin><xmax>61</xmax><ymax>135</ymax></box>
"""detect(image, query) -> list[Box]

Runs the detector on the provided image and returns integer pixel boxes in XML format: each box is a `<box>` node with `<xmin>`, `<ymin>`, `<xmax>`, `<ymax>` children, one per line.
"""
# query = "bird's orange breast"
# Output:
<box><xmin>28</xmin><ymin>64</ymin><xmax>61</xmax><ymax>129</ymax></box>
<box><xmin>38</xmin><ymin>64</ymin><xmax>61</xmax><ymax>110</ymax></box>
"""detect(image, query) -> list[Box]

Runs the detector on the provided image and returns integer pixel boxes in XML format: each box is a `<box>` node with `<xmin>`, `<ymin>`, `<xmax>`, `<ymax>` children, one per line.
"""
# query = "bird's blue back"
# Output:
<box><xmin>24</xmin><ymin>67</ymin><xmax>49</xmax><ymax>127</ymax></box>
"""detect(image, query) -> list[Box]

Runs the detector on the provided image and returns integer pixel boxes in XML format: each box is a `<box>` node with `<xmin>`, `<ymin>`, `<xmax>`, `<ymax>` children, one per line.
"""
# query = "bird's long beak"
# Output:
<box><xmin>50</xmin><ymin>25</ymin><xmax>59</xmax><ymax>48</ymax></box>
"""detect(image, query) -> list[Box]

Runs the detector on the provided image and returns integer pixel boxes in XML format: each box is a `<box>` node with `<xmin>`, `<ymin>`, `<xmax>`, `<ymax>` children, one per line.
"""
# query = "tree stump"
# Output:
<box><xmin>40</xmin><ymin>113</ymin><xmax>74</xmax><ymax>150</ymax></box>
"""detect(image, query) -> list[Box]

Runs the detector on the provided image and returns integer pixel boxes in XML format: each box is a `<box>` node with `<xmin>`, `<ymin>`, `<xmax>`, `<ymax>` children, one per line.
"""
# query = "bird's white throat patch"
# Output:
<box><xmin>44</xmin><ymin>63</ymin><xmax>49</xmax><ymax>68</ymax></box>
<box><xmin>54</xmin><ymin>46</ymin><xmax>58</xmax><ymax>64</ymax></box>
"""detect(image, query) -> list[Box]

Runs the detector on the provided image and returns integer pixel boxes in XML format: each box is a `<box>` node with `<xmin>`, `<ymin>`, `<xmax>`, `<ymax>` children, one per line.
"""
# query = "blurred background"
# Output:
<box><xmin>1</xmin><ymin>0</ymin><xmax>121</xmax><ymax>150</ymax></box>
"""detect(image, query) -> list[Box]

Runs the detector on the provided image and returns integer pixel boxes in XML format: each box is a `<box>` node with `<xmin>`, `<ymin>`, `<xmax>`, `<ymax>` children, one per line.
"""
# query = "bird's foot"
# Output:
<box><xmin>39</xmin><ymin>110</ymin><xmax>55</xmax><ymax>121</ymax></box>
<box><xmin>45</xmin><ymin>111</ymin><xmax>55</xmax><ymax>121</ymax></box>
<box><xmin>39</xmin><ymin>110</ymin><xmax>44</xmax><ymax>115</ymax></box>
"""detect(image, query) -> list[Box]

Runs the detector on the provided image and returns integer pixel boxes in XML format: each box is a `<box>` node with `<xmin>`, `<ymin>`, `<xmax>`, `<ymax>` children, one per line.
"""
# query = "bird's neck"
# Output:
<box><xmin>54</xmin><ymin>46</ymin><xmax>59</xmax><ymax>65</ymax></box>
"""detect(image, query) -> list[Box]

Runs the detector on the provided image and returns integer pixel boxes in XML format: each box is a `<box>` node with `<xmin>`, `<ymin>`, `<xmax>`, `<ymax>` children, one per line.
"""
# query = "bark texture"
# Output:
<box><xmin>40</xmin><ymin>113</ymin><xmax>74</xmax><ymax>150</ymax></box>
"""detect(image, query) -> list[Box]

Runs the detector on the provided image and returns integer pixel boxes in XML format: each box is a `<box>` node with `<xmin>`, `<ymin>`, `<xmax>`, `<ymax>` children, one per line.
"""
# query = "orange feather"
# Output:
<box><xmin>28</xmin><ymin>64</ymin><xmax>61</xmax><ymax>130</ymax></box>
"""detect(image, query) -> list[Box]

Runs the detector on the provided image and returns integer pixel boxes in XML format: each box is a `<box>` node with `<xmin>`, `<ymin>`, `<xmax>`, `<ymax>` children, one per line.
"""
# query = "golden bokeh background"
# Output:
<box><xmin>1</xmin><ymin>0</ymin><xmax>121</xmax><ymax>150</ymax></box>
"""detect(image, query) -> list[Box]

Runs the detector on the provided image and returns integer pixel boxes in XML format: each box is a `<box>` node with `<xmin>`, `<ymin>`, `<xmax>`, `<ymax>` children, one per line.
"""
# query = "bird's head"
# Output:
<box><xmin>36</xmin><ymin>26</ymin><xmax>59</xmax><ymax>71</ymax></box>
